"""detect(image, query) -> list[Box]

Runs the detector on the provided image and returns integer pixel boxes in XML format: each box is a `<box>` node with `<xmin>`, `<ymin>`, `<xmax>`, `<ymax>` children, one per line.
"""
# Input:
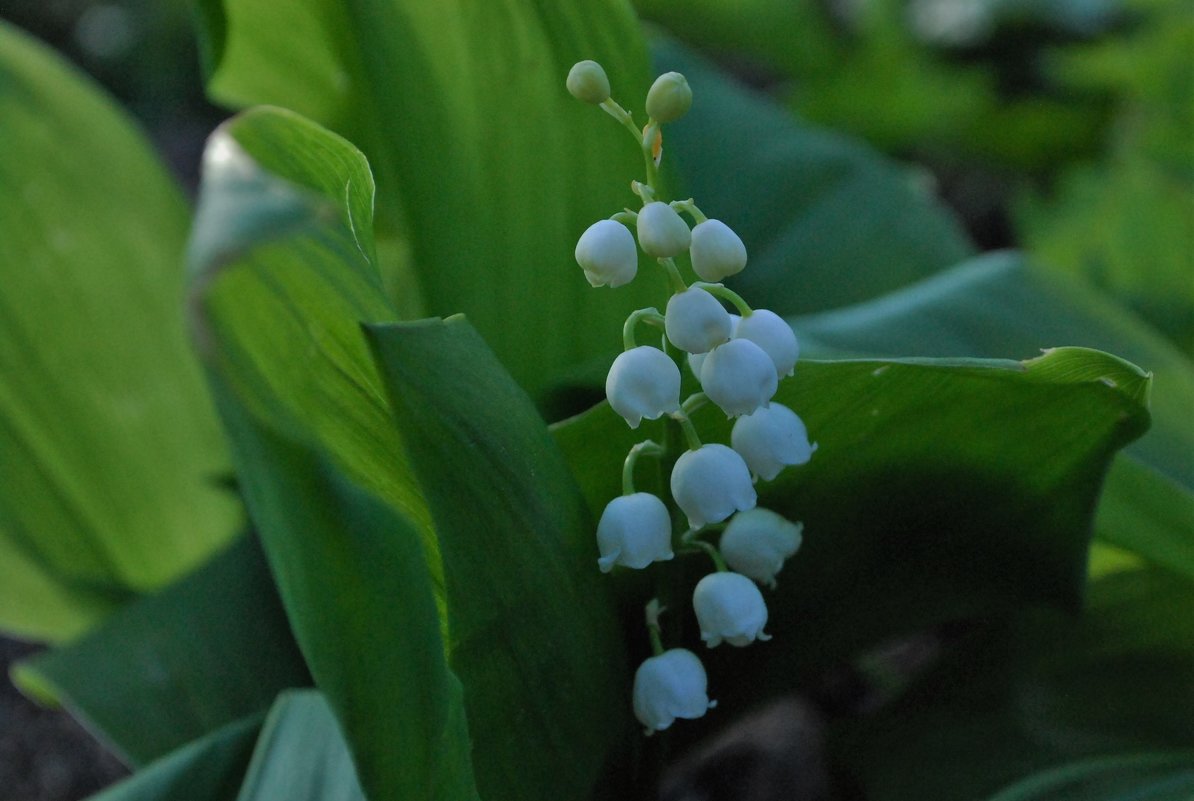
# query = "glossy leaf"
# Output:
<box><xmin>553</xmin><ymin>347</ymin><xmax>1150</xmax><ymax>732</ymax></box>
<box><xmin>12</xmin><ymin>535</ymin><xmax>310</xmax><ymax>766</ymax></box>
<box><xmin>834</xmin><ymin>569</ymin><xmax>1194</xmax><ymax>801</ymax></box>
<box><xmin>236</xmin><ymin>691</ymin><xmax>365</xmax><ymax>801</ymax></box>
<box><xmin>794</xmin><ymin>252</ymin><xmax>1194</xmax><ymax>577</ymax></box>
<box><xmin>654</xmin><ymin>35</ymin><xmax>975</xmax><ymax>315</ymax></box>
<box><xmin>987</xmin><ymin>752</ymin><xmax>1194</xmax><ymax>801</ymax></box>
<box><xmin>193</xmin><ymin>0</ymin><xmax>664</xmax><ymax>398</ymax></box>
<box><xmin>367</xmin><ymin>316</ymin><xmax>630</xmax><ymax>801</ymax></box>
<box><xmin>86</xmin><ymin>717</ymin><xmax>261</xmax><ymax>801</ymax></box>
<box><xmin>0</xmin><ymin>21</ymin><xmax>240</xmax><ymax>641</ymax></box>
<box><xmin>189</xmin><ymin>107</ymin><xmax>478</xmax><ymax>801</ymax></box>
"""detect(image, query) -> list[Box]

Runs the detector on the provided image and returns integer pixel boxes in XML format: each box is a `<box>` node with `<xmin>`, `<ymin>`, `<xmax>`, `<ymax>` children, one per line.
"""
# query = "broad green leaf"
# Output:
<box><xmin>12</xmin><ymin>535</ymin><xmax>310</xmax><ymax>766</ymax></box>
<box><xmin>189</xmin><ymin>107</ymin><xmax>478</xmax><ymax>801</ymax></box>
<box><xmin>87</xmin><ymin>716</ymin><xmax>261</xmax><ymax>801</ymax></box>
<box><xmin>236</xmin><ymin>691</ymin><xmax>365</xmax><ymax>801</ymax></box>
<box><xmin>193</xmin><ymin>0</ymin><xmax>663</xmax><ymax>398</ymax></box>
<box><xmin>834</xmin><ymin>569</ymin><xmax>1194</xmax><ymax>801</ymax></box>
<box><xmin>987</xmin><ymin>752</ymin><xmax>1194</xmax><ymax>801</ymax></box>
<box><xmin>0</xmin><ymin>21</ymin><xmax>240</xmax><ymax>641</ymax></box>
<box><xmin>553</xmin><ymin>347</ymin><xmax>1150</xmax><ymax>730</ymax></box>
<box><xmin>794</xmin><ymin>252</ymin><xmax>1194</xmax><ymax>577</ymax></box>
<box><xmin>653</xmin><ymin>35</ymin><xmax>976</xmax><ymax>315</ymax></box>
<box><xmin>367</xmin><ymin>316</ymin><xmax>630</xmax><ymax>801</ymax></box>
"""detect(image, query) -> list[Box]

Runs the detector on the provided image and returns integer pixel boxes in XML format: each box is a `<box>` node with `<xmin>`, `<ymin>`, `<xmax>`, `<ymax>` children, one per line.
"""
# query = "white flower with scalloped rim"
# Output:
<box><xmin>700</xmin><ymin>338</ymin><xmax>778</xmax><ymax>417</ymax></box>
<box><xmin>731</xmin><ymin>402</ymin><xmax>817</xmax><ymax>481</ymax></box>
<box><xmin>575</xmin><ymin>219</ymin><xmax>637</xmax><ymax>288</ymax></box>
<box><xmin>606</xmin><ymin>346</ymin><xmax>681</xmax><ymax>429</ymax></box>
<box><xmin>665</xmin><ymin>288</ymin><xmax>732</xmax><ymax>354</ymax></box>
<box><xmin>670</xmin><ymin>444</ymin><xmax>756</xmax><ymax>529</ymax></box>
<box><xmin>633</xmin><ymin>648</ymin><xmax>716</xmax><ymax>734</ymax></box>
<box><xmin>692</xmin><ymin>571</ymin><xmax>771</xmax><ymax>647</ymax></box>
<box><xmin>690</xmin><ymin>220</ymin><xmax>747</xmax><ymax>282</ymax></box>
<box><xmin>720</xmin><ymin>508</ymin><xmax>803</xmax><ymax>588</ymax></box>
<box><xmin>636</xmin><ymin>202</ymin><xmax>691</xmax><ymax>258</ymax></box>
<box><xmin>596</xmin><ymin>493</ymin><xmax>675</xmax><ymax>573</ymax></box>
<box><xmin>736</xmin><ymin>310</ymin><xmax>799</xmax><ymax>377</ymax></box>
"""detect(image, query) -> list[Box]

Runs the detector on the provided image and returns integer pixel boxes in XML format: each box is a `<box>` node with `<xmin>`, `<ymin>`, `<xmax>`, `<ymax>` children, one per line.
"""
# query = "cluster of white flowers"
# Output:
<box><xmin>567</xmin><ymin>60</ymin><xmax>817</xmax><ymax>735</ymax></box>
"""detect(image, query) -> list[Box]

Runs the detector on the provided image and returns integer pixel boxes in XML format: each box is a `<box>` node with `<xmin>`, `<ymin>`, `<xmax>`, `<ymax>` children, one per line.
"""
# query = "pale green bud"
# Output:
<box><xmin>645</xmin><ymin>72</ymin><xmax>692</xmax><ymax>123</ymax></box>
<box><xmin>567</xmin><ymin>60</ymin><xmax>611</xmax><ymax>104</ymax></box>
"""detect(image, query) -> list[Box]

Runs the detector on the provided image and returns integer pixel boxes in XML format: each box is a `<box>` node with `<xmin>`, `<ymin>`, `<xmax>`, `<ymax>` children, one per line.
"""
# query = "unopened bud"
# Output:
<box><xmin>636</xmin><ymin>202</ymin><xmax>691</xmax><ymax>258</ymax></box>
<box><xmin>566</xmin><ymin>60</ymin><xmax>610</xmax><ymax>104</ymax></box>
<box><xmin>646</xmin><ymin>72</ymin><xmax>692</xmax><ymax>123</ymax></box>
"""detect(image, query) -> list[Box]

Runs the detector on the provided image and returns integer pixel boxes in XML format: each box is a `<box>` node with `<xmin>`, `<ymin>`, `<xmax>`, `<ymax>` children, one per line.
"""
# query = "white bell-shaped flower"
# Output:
<box><xmin>575</xmin><ymin>220</ymin><xmax>637</xmax><ymax>288</ymax></box>
<box><xmin>596</xmin><ymin>493</ymin><xmax>675</xmax><ymax>573</ymax></box>
<box><xmin>636</xmin><ymin>202</ymin><xmax>691</xmax><ymax>258</ymax></box>
<box><xmin>670</xmin><ymin>444</ymin><xmax>756</xmax><ymax>529</ymax></box>
<box><xmin>689</xmin><ymin>220</ymin><xmax>747</xmax><ymax>282</ymax></box>
<box><xmin>699</xmin><ymin>338</ymin><xmax>778</xmax><ymax>417</ymax></box>
<box><xmin>720</xmin><ymin>508</ymin><xmax>803</xmax><ymax>588</ymax></box>
<box><xmin>633</xmin><ymin>648</ymin><xmax>715</xmax><ymax>734</ymax></box>
<box><xmin>736</xmin><ymin>310</ymin><xmax>799</xmax><ymax>377</ymax></box>
<box><xmin>606</xmin><ymin>346</ymin><xmax>681</xmax><ymax>428</ymax></box>
<box><xmin>693</xmin><ymin>571</ymin><xmax>771</xmax><ymax>647</ymax></box>
<box><xmin>731</xmin><ymin>402</ymin><xmax>817</xmax><ymax>481</ymax></box>
<box><xmin>665</xmin><ymin>288</ymin><xmax>732</xmax><ymax>354</ymax></box>
<box><xmin>687</xmin><ymin>314</ymin><xmax>739</xmax><ymax>377</ymax></box>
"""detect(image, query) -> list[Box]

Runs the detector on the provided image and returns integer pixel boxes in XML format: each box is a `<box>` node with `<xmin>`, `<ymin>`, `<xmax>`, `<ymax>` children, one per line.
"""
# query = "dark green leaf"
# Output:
<box><xmin>193</xmin><ymin>0</ymin><xmax>665</xmax><ymax>398</ymax></box>
<box><xmin>235</xmin><ymin>691</ymin><xmax>365</xmax><ymax>801</ymax></box>
<box><xmin>0</xmin><ymin>20</ymin><xmax>240</xmax><ymax>642</ymax></box>
<box><xmin>367</xmin><ymin>316</ymin><xmax>630</xmax><ymax>801</ymax></box>
<box><xmin>654</xmin><ymin>35</ymin><xmax>976</xmax><ymax>315</ymax></box>
<box><xmin>987</xmin><ymin>752</ymin><xmax>1194</xmax><ymax>801</ymax></box>
<box><xmin>86</xmin><ymin>716</ymin><xmax>260</xmax><ymax>801</ymax></box>
<box><xmin>12</xmin><ymin>535</ymin><xmax>310</xmax><ymax>766</ymax></box>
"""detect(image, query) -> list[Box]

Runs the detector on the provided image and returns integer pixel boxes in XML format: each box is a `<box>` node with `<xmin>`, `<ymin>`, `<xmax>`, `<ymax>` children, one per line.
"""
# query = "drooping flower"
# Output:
<box><xmin>636</xmin><ymin>201</ymin><xmax>691</xmax><ymax>258</ymax></box>
<box><xmin>731</xmin><ymin>402</ymin><xmax>816</xmax><ymax>480</ymax></box>
<box><xmin>665</xmin><ymin>288</ymin><xmax>732</xmax><ymax>354</ymax></box>
<box><xmin>633</xmin><ymin>648</ymin><xmax>715</xmax><ymax>733</ymax></box>
<box><xmin>720</xmin><ymin>508</ymin><xmax>803</xmax><ymax>588</ymax></box>
<box><xmin>596</xmin><ymin>493</ymin><xmax>675</xmax><ymax>573</ymax></box>
<box><xmin>735</xmin><ymin>310</ymin><xmax>799</xmax><ymax>377</ymax></box>
<box><xmin>575</xmin><ymin>219</ymin><xmax>637</xmax><ymax>288</ymax></box>
<box><xmin>692</xmin><ymin>572</ymin><xmax>771</xmax><ymax>647</ymax></box>
<box><xmin>606</xmin><ymin>346</ymin><xmax>681</xmax><ymax>429</ymax></box>
<box><xmin>689</xmin><ymin>219</ymin><xmax>747</xmax><ymax>282</ymax></box>
<box><xmin>670</xmin><ymin>444</ymin><xmax>756</xmax><ymax>529</ymax></box>
<box><xmin>700</xmin><ymin>338</ymin><xmax>778</xmax><ymax>417</ymax></box>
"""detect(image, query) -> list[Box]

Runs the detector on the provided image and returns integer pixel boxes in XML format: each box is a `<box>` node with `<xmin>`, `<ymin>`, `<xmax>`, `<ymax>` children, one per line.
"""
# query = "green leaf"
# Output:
<box><xmin>834</xmin><ymin>569</ymin><xmax>1194</xmax><ymax>801</ymax></box>
<box><xmin>189</xmin><ymin>107</ymin><xmax>479</xmax><ymax>801</ymax></box>
<box><xmin>794</xmin><ymin>252</ymin><xmax>1194</xmax><ymax>578</ymax></box>
<box><xmin>86</xmin><ymin>716</ymin><xmax>261</xmax><ymax>801</ymax></box>
<box><xmin>553</xmin><ymin>347</ymin><xmax>1150</xmax><ymax>714</ymax></box>
<box><xmin>0</xmin><ymin>21</ymin><xmax>240</xmax><ymax>641</ymax></box>
<box><xmin>12</xmin><ymin>535</ymin><xmax>310</xmax><ymax>766</ymax></box>
<box><xmin>193</xmin><ymin>0</ymin><xmax>664</xmax><ymax>399</ymax></box>
<box><xmin>653</xmin><ymin>35</ymin><xmax>976</xmax><ymax>315</ymax></box>
<box><xmin>367</xmin><ymin>316</ymin><xmax>630</xmax><ymax>801</ymax></box>
<box><xmin>987</xmin><ymin>752</ymin><xmax>1194</xmax><ymax>801</ymax></box>
<box><xmin>236</xmin><ymin>691</ymin><xmax>365</xmax><ymax>801</ymax></box>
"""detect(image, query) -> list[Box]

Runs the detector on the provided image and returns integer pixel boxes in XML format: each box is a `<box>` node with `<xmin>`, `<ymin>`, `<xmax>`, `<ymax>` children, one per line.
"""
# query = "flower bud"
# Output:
<box><xmin>636</xmin><ymin>201</ymin><xmax>691</xmax><ymax>258</ymax></box>
<box><xmin>665</xmin><ymin>288</ymin><xmax>732</xmax><ymax>354</ymax></box>
<box><xmin>645</xmin><ymin>71</ymin><xmax>692</xmax><ymax>123</ymax></box>
<box><xmin>670</xmin><ymin>444</ymin><xmax>756</xmax><ymax>529</ymax></box>
<box><xmin>575</xmin><ymin>220</ymin><xmax>637</xmax><ymax>288</ymax></box>
<box><xmin>731</xmin><ymin>402</ymin><xmax>816</xmax><ymax>481</ymax></box>
<box><xmin>689</xmin><ymin>220</ymin><xmax>747</xmax><ymax>282</ymax></box>
<box><xmin>596</xmin><ymin>493</ymin><xmax>674</xmax><ymax>572</ymax></box>
<box><xmin>736</xmin><ymin>310</ymin><xmax>799</xmax><ymax>377</ymax></box>
<box><xmin>606</xmin><ymin>346</ymin><xmax>681</xmax><ymax>428</ymax></box>
<box><xmin>566</xmin><ymin>60</ymin><xmax>611</xmax><ymax>104</ymax></box>
<box><xmin>720</xmin><ymin>508</ymin><xmax>803</xmax><ymax>588</ymax></box>
<box><xmin>700</xmin><ymin>338</ymin><xmax>778</xmax><ymax>417</ymax></box>
<box><xmin>692</xmin><ymin>572</ymin><xmax>771</xmax><ymax>647</ymax></box>
<box><xmin>687</xmin><ymin>314</ymin><xmax>739</xmax><ymax>377</ymax></box>
<box><xmin>633</xmin><ymin>648</ymin><xmax>716</xmax><ymax>733</ymax></box>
